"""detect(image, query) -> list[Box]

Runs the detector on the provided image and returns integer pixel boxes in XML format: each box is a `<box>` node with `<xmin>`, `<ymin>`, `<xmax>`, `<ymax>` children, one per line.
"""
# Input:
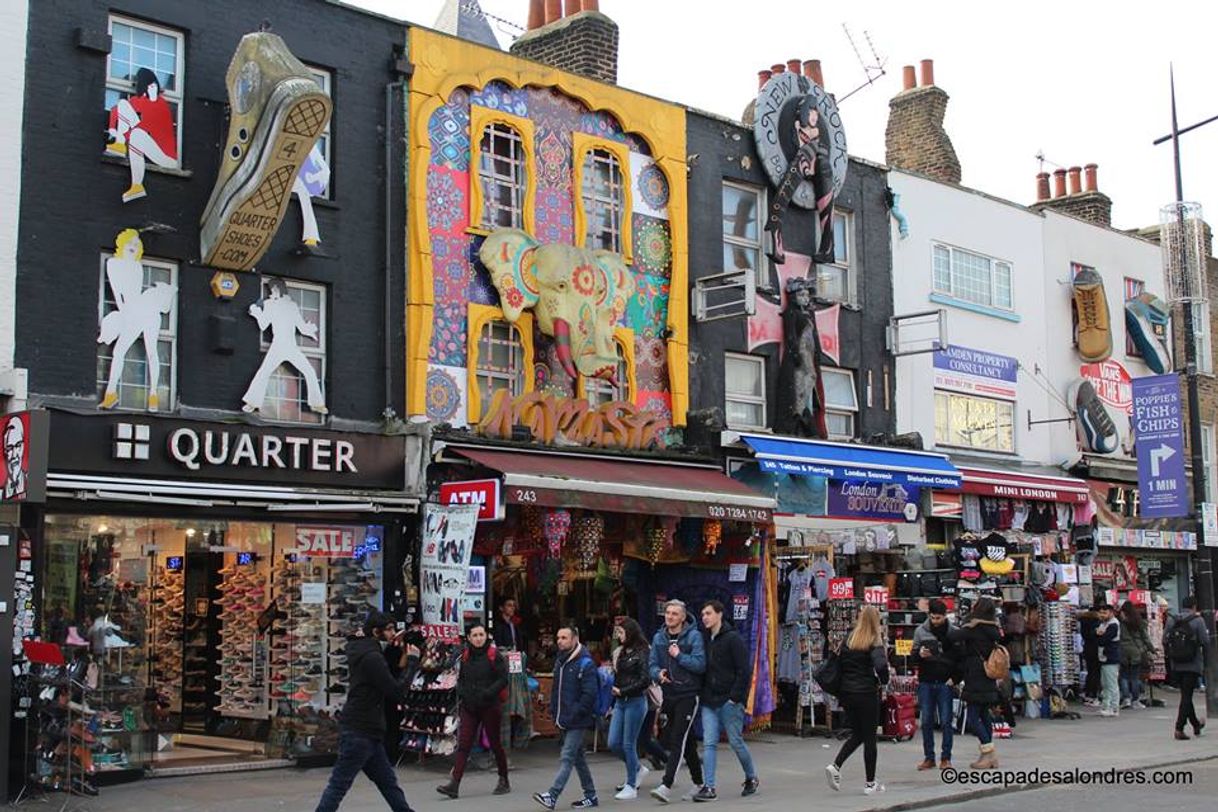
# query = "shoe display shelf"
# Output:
<box><xmin>398</xmin><ymin>639</ymin><xmax>461</xmax><ymax>759</ymax></box>
<box><xmin>148</xmin><ymin>563</ymin><xmax>185</xmax><ymax>715</ymax></box>
<box><xmin>324</xmin><ymin>557</ymin><xmax>384</xmax><ymax>703</ymax></box>
<box><xmin>215</xmin><ymin>559</ymin><xmax>270</xmax><ymax>719</ymax></box>
<box><xmin>1038</xmin><ymin>601</ymin><xmax>1080</xmax><ymax>689</ymax></box>
<box><xmin>181</xmin><ymin>613</ymin><xmax>211</xmax><ymax>733</ymax></box>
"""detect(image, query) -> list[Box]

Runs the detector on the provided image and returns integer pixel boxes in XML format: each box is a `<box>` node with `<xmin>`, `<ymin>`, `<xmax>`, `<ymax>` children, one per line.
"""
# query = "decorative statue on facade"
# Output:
<box><xmin>776</xmin><ymin>277</ymin><xmax>827</xmax><ymax>438</ymax></box>
<box><xmin>480</xmin><ymin>229</ymin><xmax>634</xmax><ymax>384</ymax></box>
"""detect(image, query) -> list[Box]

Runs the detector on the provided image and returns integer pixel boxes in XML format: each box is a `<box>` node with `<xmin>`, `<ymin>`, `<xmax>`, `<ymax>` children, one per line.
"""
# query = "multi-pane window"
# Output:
<box><xmin>1193</xmin><ymin>302</ymin><xmax>1213</xmax><ymax>375</ymax></box>
<box><xmin>259</xmin><ymin>278</ymin><xmax>326</xmax><ymax>424</ymax></box>
<box><xmin>821</xmin><ymin>367</ymin><xmax>858</xmax><ymax>439</ymax></box>
<box><xmin>1203</xmin><ymin>424</ymin><xmax>1217</xmax><ymax>503</ymax></box>
<box><xmin>934</xmin><ymin>390</ymin><xmax>1015</xmax><ymax>453</ymax></box>
<box><xmin>817</xmin><ymin>211</ymin><xmax>852</xmax><ymax>303</ymax></box>
<box><xmin>475</xmin><ymin>320</ymin><xmax>527</xmax><ymax>410</ymax></box>
<box><xmin>932</xmin><ymin>244</ymin><xmax>1013</xmax><ymax>309</ymax></box>
<box><xmin>581</xmin><ymin>148</ymin><xmax>624</xmax><ymax>252</ymax></box>
<box><xmin>478</xmin><ymin>123</ymin><xmax>527</xmax><ymax>229</ymax></box>
<box><xmin>306</xmin><ymin>66</ymin><xmax>333</xmax><ymax>198</ymax></box>
<box><xmin>722</xmin><ymin>182</ymin><xmax>766</xmax><ymax>289</ymax></box>
<box><xmin>96</xmin><ymin>256</ymin><xmax>177</xmax><ymax>410</ymax></box>
<box><xmin>725</xmin><ymin>353</ymin><xmax>766</xmax><ymax>430</ymax></box>
<box><xmin>105</xmin><ymin>16</ymin><xmax>184</xmax><ymax>158</ymax></box>
<box><xmin>584</xmin><ymin>338</ymin><xmax>630</xmax><ymax>407</ymax></box>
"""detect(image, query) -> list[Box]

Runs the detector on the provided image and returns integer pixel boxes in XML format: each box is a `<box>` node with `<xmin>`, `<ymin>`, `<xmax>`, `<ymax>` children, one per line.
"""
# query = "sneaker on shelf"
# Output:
<box><xmin>65</xmin><ymin>627</ymin><xmax>89</xmax><ymax>647</ymax></box>
<box><xmin>1072</xmin><ymin>265</ymin><xmax>1112</xmax><ymax>362</ymax></box>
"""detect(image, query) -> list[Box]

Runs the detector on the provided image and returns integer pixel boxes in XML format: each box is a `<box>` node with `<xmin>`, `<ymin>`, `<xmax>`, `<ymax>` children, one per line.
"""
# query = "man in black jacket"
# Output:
<box><xmin>911</xmin><ymin>599</ymin><xmax>957</xmax><ymax>770</ymax></box>
<box><xmin>315</xmin><ymin>611</ymin><xmax>419</xmax><ymax>812</ymax></box>
<box><xmin>692</xmin><ymin>600</ymin><xmax>758</xmax><ymax>802</ymax></box>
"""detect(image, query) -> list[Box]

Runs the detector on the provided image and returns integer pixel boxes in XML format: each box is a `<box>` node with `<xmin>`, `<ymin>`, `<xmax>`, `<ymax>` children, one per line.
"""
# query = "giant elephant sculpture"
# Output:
<box><xmin>480</xmin><ymin>229</ymin><xmax>635</xmax><ymax>384</ymax></box>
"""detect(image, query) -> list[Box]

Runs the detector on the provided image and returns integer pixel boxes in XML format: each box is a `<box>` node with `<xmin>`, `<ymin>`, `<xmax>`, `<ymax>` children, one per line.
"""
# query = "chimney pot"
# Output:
<box><xmin>1052</xmin><ymin>168</ymin><xmax>1067</xmax><ymax>198</ymax></box>
<box><xmin>758</xmin><ymin>69</ymin><xmax>772</xmax><ymax>89</ymax></box>
<box><xmin>1067</xmin><ymin>166</ymin><xmax>1082</xmax><ymax>196</ymax></box>
<box><xmin>804</xmin><ymin>59</ymin><xmax>824</xmax><ymax>88</ymax></box>
<box><xmin>583</xmin><ymin>0</ymin><xmax>598</xmax><ymax>8</ymax></box>
<box><xmin>787</xmin><ymin>58</ymin><xmax>802</xmax><ymax>76</ymax></box>
<box><xmin>1036</xmin><ymin>172</ymin><xmax>1051</xmax><ymax>202</ymax></box>
<box><xmin>544</xmin><ymin>0</ymin><xmax>561</xmax><ymax>24</ymax></box>
<box><xmin>920</xmin><ymin>59</ymin><xmax>934</xmax><ymax>86</ymax></box>
<box><xmin>564</xmin><ymin>0</ymin><xmax>581</xmax><ymax>15</ymax></box>
<box><xmin>771</xmin><ymin>63</ymin><xmax>786</xmax><ymax>74</ymax></box>
<box><xmin>902</xmin><ymin>65</ymin><xmax>916</xmax><ymax>90</ymax></box>
<box><xmin>1084</xmin><ymin>163</ymin><xmax>1098</xmax><ymax>193</ymax></box>
<box><xmin>527</xmin><ymin>0</ymin><xmax>545</xmax><ymax>29</ymax></box>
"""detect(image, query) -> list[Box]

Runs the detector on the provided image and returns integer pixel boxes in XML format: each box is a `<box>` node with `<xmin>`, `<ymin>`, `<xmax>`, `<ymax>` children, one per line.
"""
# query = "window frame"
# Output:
<box><xmin>721</xmin><ymin>180</ymin><xmax>769</xmax><ymax>292</ymax></box>
<box><xmin>1193</xmin><ymin>301</ymin><xmax>1213</xmax><ymax>376</ymax></box>
<box><xmin>105</xmin><ymin>14</ymin><xmax>186</xmax><ymax>164</ymax></box>
<box><xmin>724</xmin><ymin>352</ymin><xmax>767</xmax><ymax>431</ymax></box>
<box><xmin>468</xmin><ymin>106</ymin><xmax>536</xmax><ymax>236</ymax></box>
<box><xmin>96</xmin><ymin>253</ymin><xmax>178</xmax><ymax>412</ymax></box>
<box><xmin>466</xmin><ymin>303</ymin><xmax>535</xmax><ymax>422</ymax></box>
<box><xmin>573</xmin><ymin>133</ymin><xmax>633</xmax><ymax>262</ymax></box>
<box><xmin>305</xmin><ymin>65</ymin><xmax>333</xmax><ymax>199</ymax></box>
<box><xmin>931</xmin><ymin>242</ymin><xmax>1014</xmax><ymax>311</ymax></box>
<box><xmin>933</xmin><ymin>389</ymin><xmax>1016</xmax><ymax>454</ymax></box>
<box><xmin>817</xmin><ymin>210</ymin><xmax>854</xmax><ymax>304</ymax></box>
<box><xmin>257</xmin><ymin>277</ymin><xmax>327</xmax><ymax>425</ymax></box>
<box><xmin>576</xmin><ymin>327</ymin><xmax>636</xmax><ymax>407</ymax></box>
<box><xmin>1202</xmin><ymin>423</ymin><xmax>1217</xmax><ymax>504</ymax></box>
<box><xmin>821</xmin><ymin>366</ymin><xmax>858</xmax><ymax>440</ymax></box>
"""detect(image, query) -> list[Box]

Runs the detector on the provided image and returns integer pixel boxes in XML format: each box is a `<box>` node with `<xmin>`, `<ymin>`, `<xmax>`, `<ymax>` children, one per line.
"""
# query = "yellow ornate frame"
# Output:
<box><xmin>571</xmin><ymin>133</ymin><xmax>633</xmax><ymax>264</ymax></box>
<box><xmin>466</xmin><ymin>106</ymin><xmax>537</xmax><ymax>236</ymax></box>
<box><xmin>406</xmin><ymin>27</ymin><xmax>688</xmax><ymax>426</ymax></box>
<box><xmin>466</xmin><ymin>302</ymin><xmax>535</xmax><ymax>423</ymax></box>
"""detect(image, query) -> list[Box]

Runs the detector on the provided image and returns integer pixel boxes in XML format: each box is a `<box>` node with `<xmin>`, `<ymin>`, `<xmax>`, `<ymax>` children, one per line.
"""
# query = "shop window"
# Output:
<box><xmin>722</xmin><ymin>181</ymin><xmax>767</xmax><ymax>290</ymax></box>
<box><xmin>817</xmin><ymin>211</ymin><xmax>853</xmax><ymax>303</ymax></box>
<box><xmin>96</xmin><ymin>254</ymin><xmax>177</xmax><ymax>411</ymax></box>
<box><xmin>822</xmin><ymin>367</ymin><xmax>858</xmax><ymax>439</ymax></box>
<box><xmin>305</xmin><ymin>65</ymin><xmax>333</xmax><ymax>198</ymax></box>
<box><xmin>577</xmin><ymin>328</ymin><xmax>636</xmax><ymax>406</ymax></box>
<box><xmin>725</xmin><ymin>353</ymin><xmax>766</xmax><ymax>430</ymax></box>
<box><xmin>469</xmin><ymin>107</ymin><xmax>535</xmax><ymax>234</ymax></box>
<box><xmin>934</xmin><ymin>389</ymin><xmax>1015</xmax><ymax>453</ymax></box>
<box><xmin>467</xmin><ymin>303</ymin><xmax>534</xmax><ymax>422</ymax></box>
<box><xmin>574</xmin><ymin>134</ymin><xmax>632</xmax><ymax>261</ymax></box>
<box><xmin>259</xmin><ymin>277</ymin><xmax>326</xmax><ymax>424</ymax></box>
<box><xmin>932</xmin><ymin>243</ymin><xmax>1012</xmax><ymax>310</ymax></box>
<box><xmin>105</xmin><ymin>15</ymin><xmax>185</xmax><ymax>159</ymax></box>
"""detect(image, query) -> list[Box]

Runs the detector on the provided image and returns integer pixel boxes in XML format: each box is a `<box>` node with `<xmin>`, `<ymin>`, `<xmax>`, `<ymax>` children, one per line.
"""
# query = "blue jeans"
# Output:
<box><xmin>700</xmin><ymin>701</ymin><xmax>756</xmax><ymax>789</ymax></box>
<box><xmin>1119</xmin><ymin>664</ymin><xmax>1143</xmax><ymax>703</ymax></box>
<box><xmin>966</xmin><ymin>703</ymin><xmax>992</xmax><ymax>746</ymax></box>
<box><xmin>315</xmin><ymin>731</ymin><xmax>411</xmax><ymax>812</ymax></box>
<box><xmin>608</xmin><ymin>695</ymin><xmax>648</xmax><ymax>787</ymax></box>
<box><xmin>548</xmin><ymin>727</ymin><xmax>595</xmax><ymax>801</ymax></box>
<box><xmin>917</xmin><ymin>681</ymin><xmax>954</xmax><ymax>761</ymax></box>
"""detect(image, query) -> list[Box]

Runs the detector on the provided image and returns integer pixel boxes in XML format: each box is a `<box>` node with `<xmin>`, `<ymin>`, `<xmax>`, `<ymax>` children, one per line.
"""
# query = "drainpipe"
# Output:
<box><xmin>886</xmin><ymin>188</ymin><xmax>910</xmax><ymax>239</ymax></box>
<box><xmin>386</xmin><ymin>78</ymin><xmax>405</xmax><ymax>416</ymax></box>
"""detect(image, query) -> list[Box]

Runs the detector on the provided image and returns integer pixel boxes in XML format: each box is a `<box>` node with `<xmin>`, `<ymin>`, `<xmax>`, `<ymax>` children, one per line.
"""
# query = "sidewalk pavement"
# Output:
<box><xmin>60</xmin><ymin>701</ymin><xmax>1216</xmax><ymax>811</ymax></box>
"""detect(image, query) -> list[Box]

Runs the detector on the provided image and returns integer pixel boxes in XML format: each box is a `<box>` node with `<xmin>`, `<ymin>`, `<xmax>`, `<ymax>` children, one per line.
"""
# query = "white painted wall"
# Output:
<box><xmin>0</xmin><ymin>0</ymin><xmax>28</xmax><ymax>409</ymax></box>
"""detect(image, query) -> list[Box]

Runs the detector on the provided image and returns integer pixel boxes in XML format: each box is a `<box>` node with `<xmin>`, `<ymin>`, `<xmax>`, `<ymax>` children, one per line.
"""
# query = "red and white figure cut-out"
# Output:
<box><xmin>242</xmin><ymin>278</ymin><xmax>327</xmax><ymax>416</ymax></box>
<box><xmin>97</xmin><ymin>229</ymin><xmax>176</xmax><ymax>412</ymax></box>
<box><xmin>105</xmin><ymin>68</ymin><xmax>180</xmax><ymax>203</ymax></box>
<box><xmin>1</xmin><ymin>413</ymin><xmax>29</xmax><ymax>500</ymax></box>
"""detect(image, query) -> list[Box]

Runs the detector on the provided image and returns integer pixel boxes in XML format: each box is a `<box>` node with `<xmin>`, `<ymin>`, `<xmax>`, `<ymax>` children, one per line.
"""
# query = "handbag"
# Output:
<box><xmin>646</xmin><ymin>682</ymin><xmax>663</xmax><ymax>710</ymax></box>
<box><xmin>813</xmin><ymin>647</ymin><xmax>843</xmax><ymax>696</ymax></box>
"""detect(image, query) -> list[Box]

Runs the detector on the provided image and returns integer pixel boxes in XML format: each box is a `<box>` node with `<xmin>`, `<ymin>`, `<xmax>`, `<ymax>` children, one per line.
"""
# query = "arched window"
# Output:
<box><xmin>573</xmin><ymin>135</ymin><xmax>633</xmax><ymax>261</ymax></box>
<box><xmin>467</xmin><ymin>304</ymin><xmax>535</xmax><ymax>422</ymax></box>
<box><xmin>468</xmin><ymin>107</ymin><xmax>536</xmax><ymax>235</ymax></box>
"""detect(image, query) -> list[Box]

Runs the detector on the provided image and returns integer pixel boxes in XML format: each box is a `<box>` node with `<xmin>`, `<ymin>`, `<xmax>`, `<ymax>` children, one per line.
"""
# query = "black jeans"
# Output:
<box><xmin>835</xmin><ymin>692</ymin><xmax>880</xmax><ymax>782</ymax></box>
<box><xmin>315</xmin><ymin>731</ymin><xmax>412</xmax><ymax>812</ymax></box>
<box><xmin>659</xmin><ymin>694</ymin><xmax>702</xmax><ymax>789</ymax></box>
<box><xmin>1176</xmin><ymin>672</ymin><xmax>1202</xmax><ymax>732</ymax></box>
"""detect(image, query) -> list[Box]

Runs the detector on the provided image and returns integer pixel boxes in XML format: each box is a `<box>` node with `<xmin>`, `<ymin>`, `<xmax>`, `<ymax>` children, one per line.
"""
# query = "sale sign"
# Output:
<box><xmin>864</xmin><ymin>586</ymin><xmax>889</xmax><ymax>605</ymax></box>
<box><xmin>438</xmin><ymin>478</ymin><xmax>503</xmax><ymax>522</ymax></box>
<box><xmin>828</xmin><ymin>578</ymin><xmax>855</xmax><ymax>600</ymax></box>
<box><xmin>295</xmin><ymin>526</ymin><xmax>357</xmax><ymax>557</ymax></box>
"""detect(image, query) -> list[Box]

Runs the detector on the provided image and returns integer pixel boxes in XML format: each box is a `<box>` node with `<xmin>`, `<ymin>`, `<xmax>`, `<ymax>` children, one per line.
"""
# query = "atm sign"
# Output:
<box><xmin>438</xmin><ymin>478</ymin><xmax>503</xmax><ymax>522</ymax></box>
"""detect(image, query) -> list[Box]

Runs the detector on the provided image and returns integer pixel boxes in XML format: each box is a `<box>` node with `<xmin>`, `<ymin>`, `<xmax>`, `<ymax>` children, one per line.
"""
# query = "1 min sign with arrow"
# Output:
<box><xmin>1131</xmin><ymin>374</ymin><xmax>1189</xmax><ymax>518</ymax></box>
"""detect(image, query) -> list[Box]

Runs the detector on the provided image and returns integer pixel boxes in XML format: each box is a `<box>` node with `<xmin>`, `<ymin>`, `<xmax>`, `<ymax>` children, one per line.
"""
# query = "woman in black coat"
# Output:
<box><xmin>950</xmin><ymin>598</ymin><xmax>1003</xmax><ymax>769</ymax></box>
<box><xmin>825</xmin><ymin>605</ymin><xmax>890</xmax><ymax>795</ymax></box>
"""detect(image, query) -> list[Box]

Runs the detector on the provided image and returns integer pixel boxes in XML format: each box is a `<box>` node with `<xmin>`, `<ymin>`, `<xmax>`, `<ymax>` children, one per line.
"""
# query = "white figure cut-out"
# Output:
<box><xmin>293</xmin><ymin>144</ymin><xmax>330</xmax><ymax>247</ymax></box>
<box><xmin>98</xmin><ymin>229</ymin><xmax>176</xmax><ymax>412</ymax></box>
<box><xmin>242</xmin><ymin>278</ymin><xmax>328</xmax><ymax>415</ymax></box>
<box><xmin>105</xmin><ymin>68</ymin><xmax>180</xmax><ymax>203</ymax></box>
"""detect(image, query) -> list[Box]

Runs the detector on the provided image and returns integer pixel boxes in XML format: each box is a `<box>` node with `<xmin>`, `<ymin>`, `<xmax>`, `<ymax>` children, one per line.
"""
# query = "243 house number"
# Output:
<box><xmin>512</xmin><ymin>488</ymin><xmax>538</xmax><ymax>503</ymax></box>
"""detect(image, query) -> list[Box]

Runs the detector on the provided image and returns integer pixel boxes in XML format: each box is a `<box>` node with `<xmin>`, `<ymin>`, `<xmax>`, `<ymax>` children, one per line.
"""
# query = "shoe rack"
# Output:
<box><xmin>324</xmin><ymin>557</ymin><xmax>383</xmax><ymax>701</ymax></box>
<box><xmin>399</xmin><ymin>639</ymin><xmax>460</xmax><ymax>757</ymax></box>
<box><xmin>148</xmin><ymin>562</ymin><xmax>185</xmax><ymax>713</ymax></box>
<box><xmin>268</xmin><ymin>557</ymin><xmax>325</xmax><ymax>707</ymax></box>
<box><xmin>214</xmin><ymin>557</ymin><xmax>270</xmax><ymax>719</ymax></box>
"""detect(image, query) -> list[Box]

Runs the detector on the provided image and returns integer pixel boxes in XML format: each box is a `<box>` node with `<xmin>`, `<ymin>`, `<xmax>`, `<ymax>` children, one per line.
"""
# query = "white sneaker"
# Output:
<box><xmin>1134</xmin><ymin>700</ymin><xmax>1148</xmax><ymax>709</ymax></box>
<box><xmin>650</xmin><ymin>785</ymin><xmax>671</xmax><ymax>804</ymax></box>
<box><xmin>1119</xmin><ymin>699</ymin><xmax>1132</xmax><ymax>709</ymax></box>
<box><xmin>636</xmin><ymin>765</ymin><xmax>651</xmax><ymax>786</ymax></box>
<box><xmin>825</xmin><ymin>764</ymin><xmax>841</xmax><ymax>792</ymax></box>
<box><xmin>615</xmin><ymin>786</ymin><xmax>638</xmax><ymax>800</ymax></box>
<box><xmin>1098</xmin><ymin>709</ymin><xmax>1117</xmax><ymax>717</ymax></box>
<box><xmin>863</xmin><ymin>782</ymin><xmax>886</xmax><ymax>795</ymax></box>
<box><xmin>680</xmin><ymin>785</ymin><xmax>698</xmax><ymax>801</ymax></box>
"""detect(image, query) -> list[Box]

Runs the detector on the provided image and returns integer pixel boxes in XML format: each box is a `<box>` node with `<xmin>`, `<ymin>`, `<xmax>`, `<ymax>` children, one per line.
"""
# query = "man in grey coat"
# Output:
<box><xmin>1167</xmin><ymin>596</ymin><xmax>1209</xmax><ymax>739</ymax></box>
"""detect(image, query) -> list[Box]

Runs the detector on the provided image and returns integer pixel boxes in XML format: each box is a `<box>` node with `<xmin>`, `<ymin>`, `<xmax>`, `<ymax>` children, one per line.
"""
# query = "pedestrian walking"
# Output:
<box><xmin>1079</xmin><ymin>605</ymin><xmax>1102</xmax><ymax>706</ymax></box>
<box><xmin>314</xmin><ymin>612</ymin><xmax>419</xmax><ymax>812</ymax></box>
<box><xmin>1118</xmin><ymin>601</ymin><xmax>1153</xmax><ymax>710</ymax></box>
<box><xmin>607</xmin><ymin>618</ymin><xmax>653</xmax><ymax>799</ymax></box>
<box><xmin>533</xmin><ymin>626</ymin><xmax>599</xmax><ymax>810</ymax></box>
<box><xmin>824</xmin><ymin>605</ymin><xmax>889</xmax><ymax>796</ymax></box>
<box><xmin>912</xmin><ymin>598</ymin><xmax>957</xmax><ymax>770</ymax></box>
<box><xmin>951</xmin><ymin>598</ymin><xmax>1002</xmax><ymax>770</ymax></box>
<box><xmin>1167</xmin><ymin>596</ymin><xmax>1210</xmax><ymax>740</ymax></box>
<box><xmin>436</xmin><ymin>624</ymin><xmax>510</xmax><ymax>799</ymax></box>
<box><xmin>648</xmin><ymin>599</ymin><xmax>706</xmax><ymax>803</ymax></box>
<box><xmin>1094</xmin><ymin>603</ymin><xmax>1121</xmax><ymax>717</ymax></box>
<box><xmin>693</xmin><ymin>600</ymin><xmax>759</xmax><ymax>802</ymax></box>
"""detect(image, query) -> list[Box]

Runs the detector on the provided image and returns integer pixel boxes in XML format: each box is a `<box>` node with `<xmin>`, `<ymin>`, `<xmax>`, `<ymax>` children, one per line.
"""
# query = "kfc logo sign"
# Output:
<box><xmin>1</xmin><ymin>410</ymin><xmax>48</xmax><ymax>503</ymax></box>
<box><xmin>438</xmin><ymin>479</ymin><xmax>503</xmax><ymax>522</ymax></box>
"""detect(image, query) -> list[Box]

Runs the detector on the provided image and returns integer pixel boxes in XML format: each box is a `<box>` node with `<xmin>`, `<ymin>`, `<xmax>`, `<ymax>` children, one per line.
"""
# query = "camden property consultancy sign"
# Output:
<box><xmin>933</xmin><ymin>345</ymin><xmax>1018</xmax><ymax>400</ymax></box>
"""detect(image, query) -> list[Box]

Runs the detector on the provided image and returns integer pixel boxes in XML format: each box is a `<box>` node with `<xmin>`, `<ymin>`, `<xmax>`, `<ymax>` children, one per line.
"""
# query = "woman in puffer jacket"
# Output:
<box><xmin>608</xmin><ymin>618</ymin><xmax>653</xmax><ymax>799</ymax></box>
<box><xmin>951</xmin><ymin>598</ymin><xmax>1003</xmax><ymax>770</ymax></box>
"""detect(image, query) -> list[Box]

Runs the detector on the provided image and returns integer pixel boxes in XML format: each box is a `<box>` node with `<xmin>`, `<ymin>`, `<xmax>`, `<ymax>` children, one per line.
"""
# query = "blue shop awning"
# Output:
<box><xmin>739</xmin><ymin>434</ymin><xmax>962</xmax><ymax>489</ymax></box>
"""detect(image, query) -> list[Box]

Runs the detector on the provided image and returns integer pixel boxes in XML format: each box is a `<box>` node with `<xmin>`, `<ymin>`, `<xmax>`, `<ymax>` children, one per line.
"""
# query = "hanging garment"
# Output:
<box><xmin>980</xmin><ymin>498</ymin><xmax>1001</xmax><ymax>530</ymax></box>
<box><xmin>1011</xmin><ymin>500</ymin><xmax>1030</xmax><ymax>531</ymax></box>
<box><xmin>810</xmin><ymin>556</ymin><xmax>835</xmax><ymax>602</ymax></box>
<box><xmin>1055</xmin><ymin>503</ymin><xmax>1073</xmax><ymax>531</ymax></box>
<box><xmin>962</xmin><ymin>495</ymin><xmax>984</xmax><ymax>532</ymax></box>
<box><xmin>785</xmin><ymin>566</ymin><xmax>814</xmax><ymax>622</ymax></box>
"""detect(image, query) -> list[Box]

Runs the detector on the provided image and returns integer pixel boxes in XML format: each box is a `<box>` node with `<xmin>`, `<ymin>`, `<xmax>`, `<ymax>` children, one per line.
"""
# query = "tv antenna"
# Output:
<box><xmin>1034</xmin><ymin>150</ymin><xmax>1065</xmax><ymax>173</ymax></box>
<box><xmin>836</xmin><ymin>24</ymin><xmax>887</xmax><ymax>104</ymax></box>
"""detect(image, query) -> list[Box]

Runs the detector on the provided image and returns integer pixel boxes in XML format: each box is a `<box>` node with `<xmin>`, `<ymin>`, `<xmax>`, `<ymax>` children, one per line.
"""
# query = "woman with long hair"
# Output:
<box><xmin>825</xmin><ymin>605</ymin><xmax>889</xmax><ymax>795</ymax></box>
<box><xmin>607</xmin><ymin>617</ymin><xmax>653</xmax><ymax>799</ymax></box>
<box><xmin>436</xmin><ymin>624</ymin><xmax>509</xmax><ymax>799</ymax></box>
<box><xmin>1118</xmin><ymin>601</ymin><xmax>1153</xmax><ymax>709</ymax></box>
<box><xmin>951</xmin><ymin>598</ymin><xmax>1003</xmax><ymax>769</ymax></box>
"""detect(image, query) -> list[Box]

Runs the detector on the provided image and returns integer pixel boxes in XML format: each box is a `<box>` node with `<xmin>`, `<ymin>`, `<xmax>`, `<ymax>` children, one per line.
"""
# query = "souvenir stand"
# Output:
<box><xmin>774</xmin><ymin>544</ymin><xmax>833</xmax><ymax>736</ymax></box>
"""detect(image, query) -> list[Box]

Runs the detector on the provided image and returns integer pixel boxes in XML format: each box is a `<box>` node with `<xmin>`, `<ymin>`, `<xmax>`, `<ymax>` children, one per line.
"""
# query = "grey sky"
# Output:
<box><xmin>352</xmin><ymin>0</ymin><xmax>1217</xmax><ymax>235</ymax></box>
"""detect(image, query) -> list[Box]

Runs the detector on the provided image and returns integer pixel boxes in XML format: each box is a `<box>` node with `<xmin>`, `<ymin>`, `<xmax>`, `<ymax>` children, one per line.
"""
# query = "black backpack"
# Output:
<box><xmin>813</xmin><ymin>646</ymin><xmax>843</xmax><ymax>696</ymax></box>
<box><xmin>1166</xmin><ymin>620</ymin><xmax>1200</xmax><ymax>663</ymax></box>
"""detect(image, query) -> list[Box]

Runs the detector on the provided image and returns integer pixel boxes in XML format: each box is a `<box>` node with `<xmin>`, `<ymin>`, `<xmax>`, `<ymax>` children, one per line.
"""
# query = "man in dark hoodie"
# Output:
<box><xmin>912</xmin><ymin>599</ymin><xmax>957</xmax><ymax>770</ymax></box>
<box><xmin>533</xmin><ymin>626</ymin><xmax>599</xmax><ymax>810</ymax></box>
<box><xmin>315</xmin><ymin>611</ymin><xmax>419</xmax><ymax>812</ymax></box>
<box><xmin>1167</xmin><ymin>595</ymin><xmax>1210</xmax><ymax>739</ymax></box>
<box><xmin>648</xmin><ymin>599</ymin><xmax>707</xmax><ymax>803</ymax></box>
<box><xmin>692</xmin><ymin>600</ymin><xmax>758</xmax><ymax>802</ymax></box>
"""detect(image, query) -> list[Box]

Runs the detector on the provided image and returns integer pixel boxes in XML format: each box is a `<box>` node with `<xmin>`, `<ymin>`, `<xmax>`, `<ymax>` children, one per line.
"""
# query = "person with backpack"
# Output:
<box><xmin>1118</xmin><ymin>601</ymin><xmax>1153</xmax><ymax>709</ymax></box>
<box><xmin>950</xmin><ymin>598</ymin><xmax>1004</xmax><ymax>770</ymax></box>
<box><xmin>1167</xmin><ymin>595</ymin><xmax>1210</xmax><ymax>740</ymax></box>
<box><xmin>824</xmin><ymin>605</ymin><xmax>889</xmax><ymax>796</ymax></box>
<box><xmin>694</xmin><ymin>600</ymin><xmax>759</xmax><ymax>802</ymax></box>
<box><xmin>533</xmin><ymin>626</ymin><xmax>599</xmax><ymax>810</ymax></box>
<box><xmin>1094</xmin><ymin>603</ymin><xmax>1122</xmax><ymax>717</ymax></box>
<box><xmin>912</xmin><ymin>598</ymin><xmax>958</xmax><ymax>770</ymax></box>
<box><xmin>648</xmin><ymin>599</ymin><xmax>707</xmax><ymax>803</ymax></box>
<box><xmin>436</xmin><ymin>623</ymin><xmax>510</xmax><ymax>799</ymax></box>
<box><xmin>607</xmin><ymin>618</ymin><xmax>653</xmax><ymax>799</ymax></box>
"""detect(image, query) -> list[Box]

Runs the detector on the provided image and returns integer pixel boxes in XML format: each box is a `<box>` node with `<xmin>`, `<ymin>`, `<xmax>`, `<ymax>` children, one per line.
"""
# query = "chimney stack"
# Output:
<box><xmin>804</xmin><ymin>59</ymin><xmax>824</xmax><ymax>87</ymax></box>
<box><xmin>902</xmin><ymin>65</ymin><xmax>916</xmax><ymax>90</ymax></box>
<box><xmin>885</xmin><ymin>59</ymin><xmax>961</xmax><ymax>184</ymax></box>
<box><xmin>786</xmin><ymin>58</ymin><xmax>802</xmax><ymax>76</ymax></box>
<box><xmin>757</xmin><ymin>69</ymin><xmax>772</xmax><ymax>89</ymax></box>
<box><xmin>1052</xmin><ymin>168</ymin><xmax>1067</xmax><ymax>198</ymax></box>
<box><xmin>771</xmin><ymin>62</ymin><xmax>786</xmax><ymax>74</ymax></box>
<box><xmin>512</xmin><ymin>0</ymin><xmax>619</xmax><ymax>83</ymax></box>
<box><xmin>1036</xmin><ymin>172</ymin><xmax>1051</xmax><ymax>202</ymax></box>
<box><xmin>1067</xmin><ymin>166</ymin><xmax>1082</xmax><ymax>196</ymax></box>
<box><xmin>1084</xmin><ymin>163</ymin><xmax>1098</xmax><ymax>193</ymax></box>
<box><xmin>1032</xmin><ymin>162</ymin><xmax>1113</xmax><ymax>227</ymax></box>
